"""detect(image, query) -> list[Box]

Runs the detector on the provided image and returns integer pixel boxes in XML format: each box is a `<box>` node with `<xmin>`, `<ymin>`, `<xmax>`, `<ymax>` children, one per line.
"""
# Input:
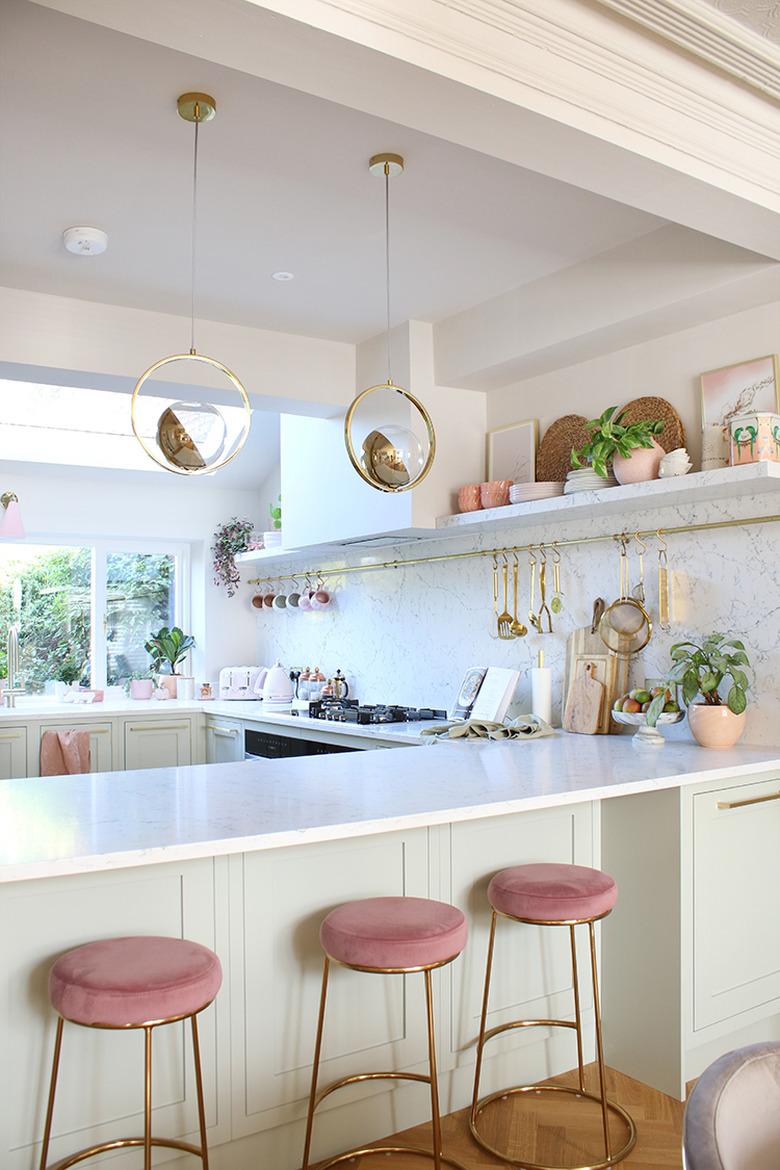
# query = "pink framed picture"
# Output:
<box><xmin>700</xmin><ymin>354</ymin><xmax>780</xmax><ymax>431</ymax></box>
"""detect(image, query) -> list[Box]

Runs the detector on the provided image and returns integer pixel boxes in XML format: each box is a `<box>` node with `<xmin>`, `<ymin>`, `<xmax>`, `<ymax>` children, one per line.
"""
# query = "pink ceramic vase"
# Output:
<box><xmin>129</xmin><ymin>678</ymin><xmax>154</xmax><ymax>700</ymax></box>
<box><xmin>612</xmin><ymin>438</ymin><xmax>665</xmax><ymax>485</ymax></box>
<box><xmin>687</xmin><ymin>704</ymin><xmax>747</xmax><ymax>749</ymax></box>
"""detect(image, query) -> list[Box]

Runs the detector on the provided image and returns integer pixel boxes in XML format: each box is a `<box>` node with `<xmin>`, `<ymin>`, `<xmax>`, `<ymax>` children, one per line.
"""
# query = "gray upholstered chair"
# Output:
<box><xmin>684</xmin><ymin>1042</ymin><xmax>780</xmax><ymax>1170</ymax></box>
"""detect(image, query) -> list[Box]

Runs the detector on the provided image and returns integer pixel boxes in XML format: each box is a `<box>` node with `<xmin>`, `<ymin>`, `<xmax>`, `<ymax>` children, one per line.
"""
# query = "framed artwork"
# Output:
<box><xmin>700</xmin><ymin>354</ymin><xmax>780</xmax><ymax>430</ymax></box>
<box><xmin>486</xmin><ymin>419</ymin><xmax>538</xmax><ymax>483</ymax></box>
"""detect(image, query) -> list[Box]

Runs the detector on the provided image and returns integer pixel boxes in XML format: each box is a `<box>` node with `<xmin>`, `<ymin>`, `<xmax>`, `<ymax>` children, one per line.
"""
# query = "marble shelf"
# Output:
<box><xmin>237</xmin><ymin>465</ymin><xmax>780</xmax><ymax>572</ymax></box>
<box><xmin>436</xmin><ymin>462</ymin><xmax>780</xmax><ymax>533</ymax></box>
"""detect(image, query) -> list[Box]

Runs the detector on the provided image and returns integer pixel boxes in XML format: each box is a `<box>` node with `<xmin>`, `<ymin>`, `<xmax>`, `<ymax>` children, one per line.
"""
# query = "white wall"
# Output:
<box><xmin>487</xmin><ymin>296</ymin><xmax>780</xmax><ymax>468</ymax></box>
<box><xmin>5</xmin><ymin>467</ymin><xmax>263</xmax><ymax>681</ymax></box>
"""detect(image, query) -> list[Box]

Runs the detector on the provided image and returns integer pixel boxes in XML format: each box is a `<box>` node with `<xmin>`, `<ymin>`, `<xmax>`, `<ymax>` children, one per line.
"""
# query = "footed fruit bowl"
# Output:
<box><xmin>611</xmin><ymin>709</ymin><xmax>685</xmax><ymax>747</ymax></box>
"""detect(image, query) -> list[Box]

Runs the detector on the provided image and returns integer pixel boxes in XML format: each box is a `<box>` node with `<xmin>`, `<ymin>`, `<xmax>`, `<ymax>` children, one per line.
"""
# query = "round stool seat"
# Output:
<box><xmin>321</xmin><ymin>896</ymin><xmax>467</xmax><ymax>970</ymax></box>
<box><xmin>49</xmin><ymin>936</ymin><xmax>222</xmax><ymax>1027</ymax></box>
<box><xmin>488</xmin><ymin>862</ymin><xmax>617</xmax><ymax>923</ymax></box>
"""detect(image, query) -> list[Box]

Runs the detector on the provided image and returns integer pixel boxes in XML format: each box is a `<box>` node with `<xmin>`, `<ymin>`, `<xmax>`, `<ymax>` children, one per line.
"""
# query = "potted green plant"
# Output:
<box><xmin>144</xmin><ymin>626</ymin><xmax>195</xmax><ymax>699</ymax></box>
<box><xmin>647</xmin><ymin>634</ymin><xmax>751</xmax><ymax>748</ymax></box>
<box><xmin>53</xmin><ymin>650</ymin><xmax>87</xmax><ymax>699</ymax></box>
<box><xmin>124</xmin><ymin>670</ymin><xmax>155</xmax><ymax>701</ymax></box>
<box><xmin>572</xmin><ymin>406</ymin><xmax>665</xmax><ymax>484</ymax></box>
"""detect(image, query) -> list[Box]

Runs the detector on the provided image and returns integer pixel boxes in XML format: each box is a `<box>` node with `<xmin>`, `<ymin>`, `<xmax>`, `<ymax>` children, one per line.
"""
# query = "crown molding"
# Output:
<box><xmin>312</xmin><ymin>0</ymin><xmax>780</xmax><ymax>195</ymax></box>
<box><xmin>593</xmin><ymin>0</ymin><xmax>780</xmax><ymax>102</ymax></box>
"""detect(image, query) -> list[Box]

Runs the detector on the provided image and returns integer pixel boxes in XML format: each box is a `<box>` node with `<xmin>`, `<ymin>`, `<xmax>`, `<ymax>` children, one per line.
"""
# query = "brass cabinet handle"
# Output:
<box><xmin>717</xmin><ymin>790</ymin><xmax>780</xmax><ymax>810</ymax></box>
<box><xmin>127</xmin><ymin>723</ymin><xmax>190</xmax><ymax>733</ymax></box>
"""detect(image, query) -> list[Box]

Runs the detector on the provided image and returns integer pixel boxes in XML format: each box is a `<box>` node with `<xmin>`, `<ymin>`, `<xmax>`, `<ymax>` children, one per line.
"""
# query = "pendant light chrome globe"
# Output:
<box><xmin>131</xmin><ymin>93</ymin><xmax>251</xmax><ymax>476</ymax></box>
<box><xmin>344</xmin><ymin>153</ymin><xmax>436</xmax><ymax>492</ymax></box>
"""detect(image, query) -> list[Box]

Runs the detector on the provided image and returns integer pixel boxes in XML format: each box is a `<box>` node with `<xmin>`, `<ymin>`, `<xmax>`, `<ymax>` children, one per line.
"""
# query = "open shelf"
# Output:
<box><xmin>237</xmin><ymin>464</ymin><xmax>780</xmax><ymax>574</ymax></box>
<box><xmin>435</xmin><ymin>463</ymin><xmax>780</xmax><ymax>533</ymax></box>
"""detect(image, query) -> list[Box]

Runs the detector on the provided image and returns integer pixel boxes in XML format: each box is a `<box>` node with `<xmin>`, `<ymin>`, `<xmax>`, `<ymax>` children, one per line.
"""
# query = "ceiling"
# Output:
<box><xmin>703</xmin><ymin>1</ymin><xmax>780</xmax><ymax>44</ymax></box>
<box><xmin>0</xmin><ymin>0</ymin><xmax>666</xmax><ymax>346</ymax></box>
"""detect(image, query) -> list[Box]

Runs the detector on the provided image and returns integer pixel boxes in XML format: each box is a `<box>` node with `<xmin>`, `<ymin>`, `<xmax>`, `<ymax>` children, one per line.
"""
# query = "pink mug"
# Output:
<box><xmin>310</xmin><ymin>588</ymin><xmax>331</xmax><ymax>610</ymax></box>
<box><xmin>298</xmin><ymin>591</ymin><xmax>312</xmax><ymax>611</ymax></box>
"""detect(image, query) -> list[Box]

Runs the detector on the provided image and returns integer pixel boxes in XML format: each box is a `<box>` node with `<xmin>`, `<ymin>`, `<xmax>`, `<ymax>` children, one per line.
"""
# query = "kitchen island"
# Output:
<box><xmin>2</xmin><ymin>735</ymin><xmax>779</xmax><ymax>1169</ymax></box>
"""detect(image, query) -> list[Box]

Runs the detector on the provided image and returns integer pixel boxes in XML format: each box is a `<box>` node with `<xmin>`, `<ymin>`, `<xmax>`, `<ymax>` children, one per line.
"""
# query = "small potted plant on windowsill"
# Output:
<box><xmin>572</xmin><ymin>406</ymin><xmax>666</xmax><ymax>484</ymax></box>
<box><xmin>647</xmin><ymin>634</ymin><xmax>751</xmax><ymax>748</ymax></box>
<box><xmin>54</xmin><ymin>652</ymin><xmax>87</xmax><ymax>701</ymax></box>
<box><xmin>145</xmin><ymin>626</ymin><xmax>196</xmax><ymax>699</ymax></box>
<box><xmin>125</xmin><ymin>671</ymin><xmax>155</xmax><ymax>701</ymax></box>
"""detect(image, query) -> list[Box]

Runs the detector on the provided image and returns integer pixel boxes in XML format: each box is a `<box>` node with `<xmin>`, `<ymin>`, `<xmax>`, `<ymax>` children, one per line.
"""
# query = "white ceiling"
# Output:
<box><xmin>702</xmin><ymin>1</ymin><xmax>780</xmax><ymax>43</ymax></box>
<box><xmin>0</xmin><ymin>0</ymin><xmax>666</xmax><ymax>346</ymax></box>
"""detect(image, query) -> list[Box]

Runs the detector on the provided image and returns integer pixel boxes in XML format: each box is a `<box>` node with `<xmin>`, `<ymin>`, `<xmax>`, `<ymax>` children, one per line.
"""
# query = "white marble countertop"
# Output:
<box><xmin>0</xmin><ymin>696</ymin><xmax>442</xmax><ymax>744</ymax></box>
<box><xmin>1</xmin><ymin>734</ymin><xmax>778</xmax><ymax>883</ymax></box>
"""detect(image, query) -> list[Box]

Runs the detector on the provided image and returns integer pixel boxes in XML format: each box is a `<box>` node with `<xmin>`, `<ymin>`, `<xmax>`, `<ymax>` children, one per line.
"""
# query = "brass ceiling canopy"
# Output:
<box><xmin>130</xmin><ymin>92</ymin><xmax>251</xmax><ymax>476</ymax></box>
<box><xmin>344</xmin><ymin>153</ymin><xmax>436</xmax><ymax>494</ymax></box>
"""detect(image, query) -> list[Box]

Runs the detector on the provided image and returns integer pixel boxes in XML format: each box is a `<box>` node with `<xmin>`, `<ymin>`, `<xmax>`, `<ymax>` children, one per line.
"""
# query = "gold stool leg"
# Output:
<box><xmin>302</xmin><ymin>957</ymin><xmax>330</xmax><ymax>1170</ymax></box>
<box><xmin>424</xmin><ymin>969</ymin><xmax>442</xmax><ymax>1170</ymax></box>
<box><xmin>39</xmin><ymin>1017</ymin><xmax>64</xmax><ymax>1170</ymax></box>
<box><xmin>191</xmin><ymin>1014</ymin><xmax>210</xmax><ymax>1168</ymax></box>
<box><xmin>143</xmin><ymin>1026</ymin><xmax>153</xmax><ymax>1170</ymax></box>
<box><xmin>569</xmin><ymin>924</ymin><xmax>585</xmax><ymax>1094</ymax></box>
<box><xmin>470</xmin><ymin>910</ymin><xmax>497</xmax><ymax>1127</ymax></box>
<box><xmin>589</xmin><ymin>920</ymin><xmax>612</xmax><ymax>1163</ymax></box>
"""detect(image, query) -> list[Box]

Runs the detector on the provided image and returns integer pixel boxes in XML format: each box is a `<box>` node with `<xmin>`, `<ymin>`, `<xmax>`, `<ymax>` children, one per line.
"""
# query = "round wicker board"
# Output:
<box><xmin>619</xmin><ymin>396</ymin><xmax>686</xmax><ymax>453</ymax></box>
<box><xmin>537</xmin><ymin>415</ymin><xmax>591</xmax><ymax>483</ymax></box>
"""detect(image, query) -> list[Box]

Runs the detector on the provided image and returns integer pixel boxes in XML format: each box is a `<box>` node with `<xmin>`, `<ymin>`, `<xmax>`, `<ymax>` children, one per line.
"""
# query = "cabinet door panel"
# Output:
<box><xmin>38</xmin><ymin>722</ymin><xmax>113</xmax><ymax>775</ymax></box>
<box><xmin>230</xmin><ymin>829</ymin><xmax>429</xmax><ymax>1136</ymax></box>
<box><xmin>0</xmin><ymin>727</ymin><xmax>27</xmax><ymax>779</ymax></box>
<box><xmin>124</xmin><ymin>719</ymin><xmax>192</xmax><ymax>771</ymax></box>
<box><xmin>449</xmin><ymin>806</ymin><xmax>594</xmax><ymax>1062</ymax></box>
<box><xmin>205</xmin><ymin>720</ymin><xmax>243</xmax><ymax>764</ymax></box>
<box><xmin>0</xmin><ymin>859</ymin><xmax>227</xmax><ymax>1170</ymax></box>
<box><xmin>693</xmin><ymin>777</ymin><xmax>780</xmax><ymax>1030</ymax></box>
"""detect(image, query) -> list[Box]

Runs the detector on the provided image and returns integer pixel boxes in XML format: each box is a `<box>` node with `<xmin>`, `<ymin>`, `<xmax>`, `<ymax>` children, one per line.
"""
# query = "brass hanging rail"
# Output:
<box><xmin>247</xmin><ymin>511</ymin><xmax>780</xmax><ymax>586</ymax></box>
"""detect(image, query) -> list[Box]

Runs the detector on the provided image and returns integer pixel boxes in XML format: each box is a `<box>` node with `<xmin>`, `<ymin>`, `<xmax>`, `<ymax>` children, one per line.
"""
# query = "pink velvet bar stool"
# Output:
<box><xmin>38</xmin><ymin>935</ymin><xmax>222</xmax><ymax>1170</ymax></box>
<box><xmin>470</xmin><ymin>863</ymin><xmax>637</xmax><ymax>1170</ymax></box>
<box><xmin>302</xmin><ymin>895</ymin><xmax>469</xmax><ymax>1170</ymax></box>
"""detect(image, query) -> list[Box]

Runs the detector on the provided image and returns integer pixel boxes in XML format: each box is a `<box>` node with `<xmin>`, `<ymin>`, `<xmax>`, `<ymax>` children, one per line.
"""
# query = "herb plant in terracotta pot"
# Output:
<box><xmin>572</xmin><ymin>406</ymin><xmax>665</xmax><ymax>484</ymax></box>
<box><xmin>647</xmin><ymin>634</ymin><xmax>751</xmax><ymax>748</ymax></box>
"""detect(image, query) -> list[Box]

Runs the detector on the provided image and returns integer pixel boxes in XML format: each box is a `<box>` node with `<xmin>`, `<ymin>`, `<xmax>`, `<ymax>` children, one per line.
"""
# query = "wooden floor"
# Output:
<box><xmin>315</xmin><ymin>1064</ymin><xmax>684</xmax><ymax>1169</ymax></box>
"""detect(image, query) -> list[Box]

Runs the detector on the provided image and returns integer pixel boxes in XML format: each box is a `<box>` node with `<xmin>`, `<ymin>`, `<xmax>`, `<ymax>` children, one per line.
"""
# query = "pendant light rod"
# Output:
<box><xmin>190</xmin><ymin>112</ymin><xmax>200</xmax><ymax>355</ymax></box>
<box><xmin>369</xmin><ymin>153</ymin><xmax>404</xmax><ymax>387</ymax></box>
<box><xmin>177</xmin><ymin>93</ymin><xmax>217</xmax><ymax>356</ymax></box>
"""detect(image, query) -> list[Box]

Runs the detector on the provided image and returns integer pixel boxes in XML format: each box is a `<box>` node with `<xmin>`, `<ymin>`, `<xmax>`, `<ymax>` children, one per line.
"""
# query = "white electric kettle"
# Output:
<box><xmin>255</xmin><ymin>662</ymin><xmax>294</xmax><ymax>706</ymax></box>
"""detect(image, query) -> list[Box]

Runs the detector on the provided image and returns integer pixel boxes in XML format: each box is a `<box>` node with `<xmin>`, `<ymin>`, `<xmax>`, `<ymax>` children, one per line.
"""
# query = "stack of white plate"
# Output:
<box><xmin>509</xmin><ymin>481</ymin><xmax>564</xmax><ymax>504</ymax></box>
<box><xmin>564</xmin><ymin>468</ymin><xmax>617</xmax><ymax>494</ymax></box>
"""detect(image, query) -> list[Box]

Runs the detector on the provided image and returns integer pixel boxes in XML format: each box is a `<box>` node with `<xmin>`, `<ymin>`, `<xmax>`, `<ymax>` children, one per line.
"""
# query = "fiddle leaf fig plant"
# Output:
<box><xmin>571</xmin><ymin>406</ymin><xmax>665</xmax><ymax>480</ymax></box>
<box><xmin>646</xmin><ymin>634</ymin><xmax>751</xmax><ymax>726</ymax></box>
<box><xmin>145</xmin><ymin>626</ymin><xmax>195</xmax><ymax>677</ymax></box>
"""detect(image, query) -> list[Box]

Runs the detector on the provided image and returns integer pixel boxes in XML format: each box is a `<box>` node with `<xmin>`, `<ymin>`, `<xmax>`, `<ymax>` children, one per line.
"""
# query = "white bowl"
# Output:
<box><xmin>611</xmin><ymin>709</ymin><xmax>684</xmax><ymax>746</ymax></box>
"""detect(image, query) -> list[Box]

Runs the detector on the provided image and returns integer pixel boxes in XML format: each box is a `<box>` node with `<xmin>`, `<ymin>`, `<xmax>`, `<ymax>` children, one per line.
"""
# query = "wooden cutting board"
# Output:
<box><xmin>563</xmin><ymin>600</ymin><xmax>630</xmax><ymax>734</ymax></box>
<box><xmin>563</xmin><ymin>662</ymin><xmax>605</xmax><ymax>735</ymax></box>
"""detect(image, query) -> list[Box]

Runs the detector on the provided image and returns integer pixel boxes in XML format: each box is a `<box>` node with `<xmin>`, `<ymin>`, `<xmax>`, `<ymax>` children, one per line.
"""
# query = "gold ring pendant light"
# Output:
<box><xmin>131</xmin><ymin>93</ymin><xmax>251</xmax><ymax>475</ymax></box>
<box><xmin>344</xmin><ymin>154</ymin><xmax>436</xmax><ymax>492</ymax></box>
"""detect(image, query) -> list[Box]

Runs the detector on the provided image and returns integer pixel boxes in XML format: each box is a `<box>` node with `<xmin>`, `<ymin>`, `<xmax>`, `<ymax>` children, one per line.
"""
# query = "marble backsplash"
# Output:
<box><xmin>254</xmin><ymin>488</ymin><xmax>780</xmax><ymax>745</ymax></box>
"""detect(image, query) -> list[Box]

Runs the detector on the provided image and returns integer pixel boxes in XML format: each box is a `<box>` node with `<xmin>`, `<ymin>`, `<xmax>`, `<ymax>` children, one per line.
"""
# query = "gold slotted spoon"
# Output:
<box><xmin>510</xmin><ymin>552</ymin><xmax>528</xmax><ymax>638</ymax></box>
<box><xmin>497</xmin><ymin>554</ymin><xmax>514</xmax><ymax>640</ymax></box>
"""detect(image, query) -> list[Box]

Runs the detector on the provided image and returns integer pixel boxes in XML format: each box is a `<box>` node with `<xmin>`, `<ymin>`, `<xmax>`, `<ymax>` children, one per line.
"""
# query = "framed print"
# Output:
<box><xmin>700</xmin><ymin>354</ymin><xmax>780</xmax><ymax>430</ymax></box>
<box><xmin>486</xmin><ymin>419</ymin><xmax>538</xmax><ymax>484</ymax></box>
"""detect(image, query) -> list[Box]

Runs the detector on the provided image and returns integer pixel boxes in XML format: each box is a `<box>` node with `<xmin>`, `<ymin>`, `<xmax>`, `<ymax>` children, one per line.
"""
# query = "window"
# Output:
<box><xmin>105</xmin><ymin>553</ymin><xmax>176</xmax><ymax>686</ymax></box>
<box><xmin>0</xmin><ymin>541</ymin><xmax>187</xmax><ymax>696</ymax></box>
<box><xmin>0</xmin><ymin>545</ymin><xmax>92</xmax><ymax>693</ymax></box>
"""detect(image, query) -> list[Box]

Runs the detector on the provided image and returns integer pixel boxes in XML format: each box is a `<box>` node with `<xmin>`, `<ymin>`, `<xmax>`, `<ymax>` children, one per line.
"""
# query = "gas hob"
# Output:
<box><xmin>307</xmin><ymin>699</ymin><xmax>447</xmax><ymax>725</ymax></box>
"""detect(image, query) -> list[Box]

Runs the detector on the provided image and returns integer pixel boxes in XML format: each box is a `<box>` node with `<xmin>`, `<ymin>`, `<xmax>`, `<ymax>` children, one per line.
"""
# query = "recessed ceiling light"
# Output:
<box><xmin>63</xmin><ymin>226</ymin><xmax>108</xmax><ymax>256</ymax></box>
<box><xmin>272</xmin><ymin>271</ymin><xmax>295</xmax><ymax>281</ymax></box>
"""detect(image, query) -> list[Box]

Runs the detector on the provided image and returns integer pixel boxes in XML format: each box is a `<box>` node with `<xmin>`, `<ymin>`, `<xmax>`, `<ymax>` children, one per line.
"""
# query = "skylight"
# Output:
<box><xmin>0</xmin><ymin>379</ymin><xmax>249</xmax><ymax>474</ymax></box>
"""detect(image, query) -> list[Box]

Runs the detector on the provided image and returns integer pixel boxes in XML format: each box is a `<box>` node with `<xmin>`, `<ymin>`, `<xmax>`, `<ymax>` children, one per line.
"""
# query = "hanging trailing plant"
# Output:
<box><xmin>212</xmin><ymin>517</ymin><xmax>254</xmax><ymax>597</ymax></box>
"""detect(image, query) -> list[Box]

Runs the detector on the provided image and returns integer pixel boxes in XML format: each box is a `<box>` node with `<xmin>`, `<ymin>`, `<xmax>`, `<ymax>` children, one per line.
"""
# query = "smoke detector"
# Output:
<box><xmin>63</xmin><ymin>226</ymin><xmax>108</xmax><ymax>256</ymax></box>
